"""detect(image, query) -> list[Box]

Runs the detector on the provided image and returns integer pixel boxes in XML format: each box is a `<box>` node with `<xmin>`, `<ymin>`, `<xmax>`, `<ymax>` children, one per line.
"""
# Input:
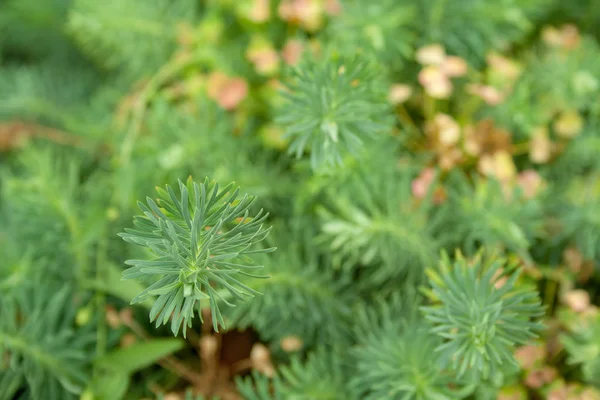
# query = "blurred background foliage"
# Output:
<box><xmin>1</xmin><ymin>0</ymin><xmax>600</xmax><ymax>399</ymax></box>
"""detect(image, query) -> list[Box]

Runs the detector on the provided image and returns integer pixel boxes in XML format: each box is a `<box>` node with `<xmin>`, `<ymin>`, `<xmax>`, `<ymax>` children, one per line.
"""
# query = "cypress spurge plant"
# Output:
<box><xmin>119</xmin><ymin>177</ymin><xmax>274</xmax><ymax>336</ymax></box>
<box><xmin>3</xmin><ymin>0</ymin><xmax>600</xmax><ymax>398</ymax></box>
<box><xmin>422</xmin><ymin>251</ymin><xmax>545</xmax><ymax>380</ymax></box>
<box><xmin>277</xmin><ymin>54</ymin><xmax>393</xmax><ymax>170</ymax></box>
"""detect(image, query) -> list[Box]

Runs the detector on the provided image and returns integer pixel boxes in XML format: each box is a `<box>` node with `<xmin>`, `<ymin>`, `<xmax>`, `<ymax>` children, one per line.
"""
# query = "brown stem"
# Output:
<box><xmin>0</xmin><ymin>121</ymin><xmax>82</xmax><ymax>150</ymax></box>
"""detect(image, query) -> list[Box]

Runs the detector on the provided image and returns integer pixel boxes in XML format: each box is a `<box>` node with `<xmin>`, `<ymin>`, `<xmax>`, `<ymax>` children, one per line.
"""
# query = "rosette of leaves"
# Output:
<box><xmin>439</xmin><ymin>174</ymin><xmax>543</xmax><ymax>260</ymax></box>
<box><xmin>276</xmin><ymin>54</ymin><xmax>393</xmax><ymax>170</ymax></box>
<box><xmin>349</xmin><ymin>295</ymin><xmax>474</xmax><ymax>400</ymax></box>
<box><xmin>315</xmin><ymin>145</ymin><xmax>440</xmax><ymax>287</ymax></box>
<box><xmin>421</xmin><ymin>251</ymin><xmax>545</xmax><ymax>380</ymax></box>
<box><xmin>327</xmin><ymin>0</ymin><xmax>416</xmax><ymax>74</ymax></box>
<box><xmin>561</xmin><ymin>314</ymin><xmax>600</xmax><ymax>386</ymax></box>
<box><xmin>119</xmin><ymin>177</ymin><xmax>274</xmax><ymax>336</ymax></box>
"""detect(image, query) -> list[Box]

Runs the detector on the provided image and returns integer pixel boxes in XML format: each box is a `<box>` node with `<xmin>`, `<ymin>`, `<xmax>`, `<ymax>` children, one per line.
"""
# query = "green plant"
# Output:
<box><xmin>236</xmin><ymin>349</ymin><xmax>350</xmax><ymax>400</ymax></box>
<box><xmin>120</xmin><ymin>178</ymin><xmax>274</xmax><ymax>335</ymax></box>
<box><xmin>349</xmin><ymin>295</ymin><xmax>473</xmax><ymax>400</ymax></box>
<box><xmin>422</xmin><ymin>251</ymin><xmax>545</xmax><ymax>380</ymax></box>
<box><xmin>2</xmin><ymin>0</ymin><xmax>600</xmax><ymax>398</ymax></box>
<box><xmin>562</xmin><ymin>314</ymin><xmax>600</xmax><ymax>386</ymax></box>
<box><xmin>277</xmin><ymin>55</ymin><xmax>392</xmax><ymax>170</ymax></box>
<box><xmin>0</xmin><ymin>284</ymin><xmax>93</xmax><ymax>400</ymax></box>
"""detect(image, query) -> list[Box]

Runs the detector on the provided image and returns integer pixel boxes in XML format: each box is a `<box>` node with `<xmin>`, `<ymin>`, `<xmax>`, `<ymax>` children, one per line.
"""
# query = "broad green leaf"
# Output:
<box><xmin>88</xmin><ymin>370</ymin><xmax>130</xmax><ymax>400</ymax></box>
<box><xmin>95</xmin><ymin>338</ymin><xmax>185</xmax><ymax>374</ymax></box>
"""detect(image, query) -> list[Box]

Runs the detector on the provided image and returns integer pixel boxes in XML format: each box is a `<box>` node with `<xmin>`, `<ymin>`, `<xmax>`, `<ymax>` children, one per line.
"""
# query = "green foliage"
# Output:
<box><xmin>327</xmin><ymin>0</ymin><xmax>416</xmax><ymax>73</ymax></box>
<box><xmin>277</xmin><ymin>55</ymin><xmax>392</xmax><ymax>170</ymax></box>
<box><xmin>0</xmin><ymin>61</ymin><xmax>99</xmax><ymax>125</ymax></box>
<box><xmin>422</xmin><ymin>251</ymin><xmax>545</xmax><ymax>380</ymax></box>
<box><xmin>0</xmin><ymin>285</ymin><xmax>93</xmax><ymax>400</ymax></box>
<box><xmin>349</xmin><ymin>296</ymin><xmax>473</xmax><ymax>400</ymax></box>
<box><xmin>562</xmin><ymin>314</ymin><xmax>600</xmax><ymax>386</ymax></box>
<box><xmin>485</xmin><ymin>36</ymin><xmax>600</xmax><ymax>138</ymax></box>
<box><xmin>236</xmin><ymin>349</ymin><xmax>351</xmax><ymax>400</ymax></box>
<box><xmin>558</xmin><ymin>174</ymin><xmax>600</xmax><ymax>260</ymax></box>
<box><xmin>0</xmin><ymin>146</ymin><xmax>102</xmax><ymax>281</ymax></box>
<box><xmin>133</xmin><ymin>99</ymin><xmax>290</xmax><ymax>210</ymax></box>
<box><xmin>95</xmin><ymin>338</ymin><xmax>185</xmax><ymax>374</ymax></box>
<box><xmin>316</xmin><ymin>147</ymin><xmax>439</xmax><ymax>286</ymax></box>
<box><xmin>440</xmin><ymin>175</ymin><xmax>543</xmax><ymax>259</ymax></box>
<box><xmin>90</xmin><ymin>338</ymin><xmax>186</xmax><ymax>400</ymax></box>
<box><xmin>226</xmin><ymin>225</ymin><xmax>355</xmax><ymax>346</ymax></box>
<box><xmin>550</xmin><ymin>117</ymin><xmax>600</xmax><ymax>179</ymax></box>
<box><xmin>417</xmin><ymin>0</ymin><xmax>552</xmax><ymax>63</ymax></box>
<box><xmin>120</xmin><ymin>178</ymin><xmax>274</xmax><ymax>336</ymax></box>
<box><xmin>329</xmin><ymin>0</ymin><xmax>551</xmax><ymax>68</ymax></box>
<box><xmin>3</xmin><ymin>0</ymin><xmax>600</xmax><ymax>398</ymax></box>
<box><xmin>66</xmin><ymin>0</ymin><xmax>196</xmax><ymax>78</ymax></box>
<box><xmin>0</xmin><ymin>0</ymin><xmax>73</xmax><ymax>60</ymax></box>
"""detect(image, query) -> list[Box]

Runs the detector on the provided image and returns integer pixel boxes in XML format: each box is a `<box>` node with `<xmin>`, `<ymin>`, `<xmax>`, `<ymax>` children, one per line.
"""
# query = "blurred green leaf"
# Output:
<box><xmin>95</xmin><ymin>338</ymin><xmax>185</xmax><ymax>374</ymax></box>
<box><xmin>89</xmin><ymin>370</ymin><xmax>130</xmax><ymax>400</ymax></box>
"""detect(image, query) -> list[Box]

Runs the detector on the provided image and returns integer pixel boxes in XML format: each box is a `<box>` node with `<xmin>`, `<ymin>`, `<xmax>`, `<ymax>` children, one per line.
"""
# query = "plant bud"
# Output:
<box><xmin>514</xmin><ymin>344</ymin><xmax>545</xmax><ymax>370</ymax></box>
<box><xmin>280</xmin><ymin>335</ymin><xmax>303</xmax><ymax>352</ymax></box>
<box><xmin>278</xmin><ymin>0</ymin><xmax>324</xmax><ymax>32</ymax></box>
<box><xmin>486</xmin><ymin>52</ymin><xmax>521</xmax><ymax>81</ymax></box>
<box><xmin>564</xmin><ymin>289</ymin><xmax>591</xmax><ymax>313</ymax></box>
<box><xmin>478</xmin><ymin>151</ymin><xmax>516</xmax><ymax>182</ymax></box>
<box><xmin>466</xmin><ymin>84</ymin><xmax>504</xmax><ymax>105</ymax></box>
<box><xmin>525</xmin><ymin>366</ymin><xmax>557</xmax><ymax>389</ymax></box>
<box><xmin>517</xmin><ymin>170</ymin><xmax>544</xmax><ymax>199</ymax></box>
<box><xmin>281</xmin><ymin>39</ymin><xmax>304</xmax><ymax>66</ymax></box>
<box><xmin>416</xmin><ymin>44</ymin><xmax>446</xmax><ymax>66</ymax></box>
<box><xmin>553</xmin><ymin>110</ymin><xmax>583</xmax><ymax>139</ymax></box>
<box><xmin>388</xmin><ymin>83</ymin><xmax>412</xmax><ymax>105</ymax></box>
<box><xmin>434</xmin><ymin>113</ymin><xmax>461</xmax><ymax>146</ymax></box>
<box><xmin>248</xmin><ymin>0</ymin><xmax>270</xmax><ymax>23</ymax></box>
<box><xmin>76</xmin><ymin>306</ymin><xmax>93</xmax><ymax>326</ymax></box>
<box><xmin>325</xmin><ymin>0</ymin><xmax>342</xmax><ymax>16</ymax></box>
<box><xmin>529</xmin><ymin>127</ymin><xmax>552</xmax><ymax>164</ymax></box>
<box><xmin>542</xmin><ymin>26</ymin><xmax>563</xmax><ymax>47</ymax></box>
<box><xmin>206</xmin><ymin>72</ymin><xmax>249</xmax><ymax>110</ymax></box>
<box><xmin>440</xmin><ymin>56</ymin><xmax>468</xmax><ymax>77</ymax></box>
<box><xmin>418</xmin><ymin>66</ymin><xmax>452</xmax><ymax>99</ymax></box>
<box><xmin>247</xmin><ymin>37</ymin><xmax>280</xmax><ymax>76</ymax></box>
<box><xmin>411</xmin><ymin>168</ymin><xmax>436</xmax><ymax>199</ymax></box>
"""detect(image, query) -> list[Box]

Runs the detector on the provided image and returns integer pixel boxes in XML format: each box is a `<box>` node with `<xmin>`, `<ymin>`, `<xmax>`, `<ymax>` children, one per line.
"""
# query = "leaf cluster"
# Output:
<box><xmin>120</xmin><ymin>177</ymin><xmax>274</xmax><ymax>336</ymax></box>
